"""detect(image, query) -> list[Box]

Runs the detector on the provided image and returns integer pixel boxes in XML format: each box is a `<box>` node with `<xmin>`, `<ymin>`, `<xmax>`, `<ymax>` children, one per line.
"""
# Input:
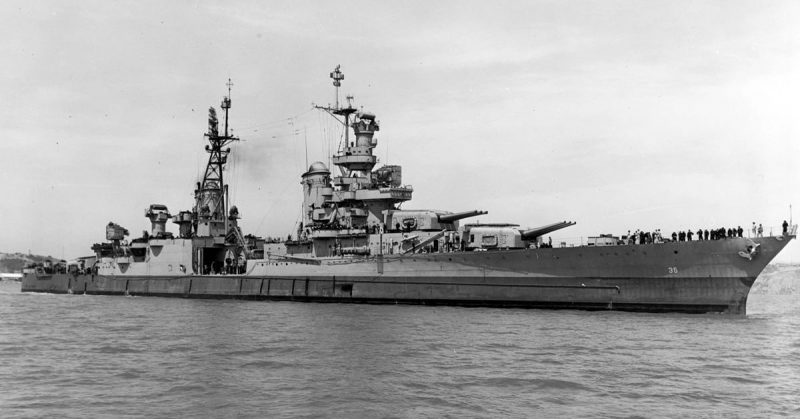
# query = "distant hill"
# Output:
<box><xmin>0</xmin><ymin>252</ymin><xmax>63</xmax><ymax>273</ymax></box>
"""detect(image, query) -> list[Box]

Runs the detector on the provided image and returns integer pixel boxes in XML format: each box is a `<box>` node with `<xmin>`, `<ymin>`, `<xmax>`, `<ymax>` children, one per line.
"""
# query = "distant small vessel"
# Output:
<box><xmin>22</xmin><ymin>66</ymin><xmax>796</xmax><ymax>314</ymax></box>
<box><xmin>1</xmin><ymin>273</ymin><xmax>23</xmax><ymax>281</ymax></box>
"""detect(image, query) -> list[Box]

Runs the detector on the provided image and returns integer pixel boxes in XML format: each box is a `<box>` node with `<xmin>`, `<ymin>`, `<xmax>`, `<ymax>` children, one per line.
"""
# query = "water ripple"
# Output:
<box><xmin>1</xmin><ymin>281</ymin><xmax>799</xmax><ymax>418</ymax></box>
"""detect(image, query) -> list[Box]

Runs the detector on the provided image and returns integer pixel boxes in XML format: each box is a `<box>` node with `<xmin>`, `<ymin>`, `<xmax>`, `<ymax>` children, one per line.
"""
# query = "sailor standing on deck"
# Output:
<box><xmin>758</xmin><ymin>224</ymin><xmax>764</xmax><ymax>237</ymax></box>
<box><xmin>783</xmin><ymin>220</ymin><xmax>789</xmax><ymax>235</ymax></box>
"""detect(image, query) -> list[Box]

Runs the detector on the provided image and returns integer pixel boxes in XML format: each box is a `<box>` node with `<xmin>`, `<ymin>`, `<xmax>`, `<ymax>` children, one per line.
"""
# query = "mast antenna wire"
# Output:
<box><xmin>304</xmin><ymin>126</ymin><xmax>308</xmax><ymax>169</ymax></box>
<box><xmin>238</xmin><ymin>108</ymin><xmax>314</xmax><ymax>132</ymax></box>
<box><xmin>289</xmin><ymin>202</ymin><xmax>304</xmax><ymax>238</ymax></box>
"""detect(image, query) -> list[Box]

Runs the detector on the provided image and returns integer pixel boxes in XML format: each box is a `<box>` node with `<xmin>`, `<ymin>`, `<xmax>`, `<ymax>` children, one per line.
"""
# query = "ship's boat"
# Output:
<box><xmin>22</xmin><ymin>67</ymin><xmax>796</xmax><ymax>315</ymax></box>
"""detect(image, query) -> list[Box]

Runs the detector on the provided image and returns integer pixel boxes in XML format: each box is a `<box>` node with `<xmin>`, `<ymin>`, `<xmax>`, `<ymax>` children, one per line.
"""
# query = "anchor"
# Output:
<box><xmin>738</xmin><ymin>238</ymin><xmax>760</xmax><ymax>261</ymax></box>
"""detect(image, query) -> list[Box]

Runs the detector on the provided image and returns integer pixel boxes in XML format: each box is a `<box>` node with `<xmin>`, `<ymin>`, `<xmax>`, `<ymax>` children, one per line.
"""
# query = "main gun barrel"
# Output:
<box><xmin>521</xmin><ymin>221</ymin><xmax>576</xmax><ymax>240</ymax></box>
<box><xmin>438</xmin><ymin>210</ymin><xmax>488</xmax><ymax>224</ymax></box>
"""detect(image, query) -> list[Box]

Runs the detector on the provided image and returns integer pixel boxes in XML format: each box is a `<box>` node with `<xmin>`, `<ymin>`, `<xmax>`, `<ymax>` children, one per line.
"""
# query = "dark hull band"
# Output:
<box><xmin>21</xmin><ymin>288</ymin><xmax>733</xmax><ymax>314</ymax></box>
<box><xmin>22</xmin><ymin>235</ymin><xmax>792</xmax><ymax>315</ymax></box>
<box><xmin>21</xmin><ymin>273</ymin><xmax>750</xmax><ymax>315</ymax></box>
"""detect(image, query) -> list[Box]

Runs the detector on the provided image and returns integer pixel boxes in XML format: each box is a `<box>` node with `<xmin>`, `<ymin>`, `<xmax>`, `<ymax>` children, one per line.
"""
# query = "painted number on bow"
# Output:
<box><xmin>667</xmin><ymin>267</ymin><xmax>678</xmax><ymax>274</ymax></box>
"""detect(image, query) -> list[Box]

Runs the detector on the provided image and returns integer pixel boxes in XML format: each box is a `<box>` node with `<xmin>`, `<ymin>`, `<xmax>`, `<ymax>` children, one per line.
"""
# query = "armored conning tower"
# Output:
<box><xmin>279</xmin><ymin>66</ymin><xmax>492</xmax><ymax>258</ymax></box>
<box><xmin>305</xmin><ymin>65</ymin><xmax>414</xmax><ymax>237</ymax></box>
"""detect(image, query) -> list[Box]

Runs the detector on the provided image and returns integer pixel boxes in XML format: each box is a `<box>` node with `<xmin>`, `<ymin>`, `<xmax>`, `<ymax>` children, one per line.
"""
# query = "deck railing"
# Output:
<box><xmin>549</xmin><ymin>223</ymin><xmax>798</xmax><ymax>248</ymax></box>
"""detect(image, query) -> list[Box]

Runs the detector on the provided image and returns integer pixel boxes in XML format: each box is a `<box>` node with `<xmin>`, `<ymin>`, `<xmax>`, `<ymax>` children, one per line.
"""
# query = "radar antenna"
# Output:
<box><xmin>316</xmin><ymin>65</ymin><xmax>357</xmax><ymax>145</ymax></box>
<box><xmin>222</xmin><ymin>78</ymin><xmax>233</xmax><ymax>137</ymax></box>
<box><xmin>330</xmin><ymin>65</ymin><xmax>344</xmax><ymax>108</ymax></box>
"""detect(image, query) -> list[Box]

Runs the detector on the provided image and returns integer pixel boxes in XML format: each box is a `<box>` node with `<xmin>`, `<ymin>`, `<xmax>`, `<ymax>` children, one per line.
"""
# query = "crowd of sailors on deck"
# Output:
<box><xmin>623</xmin><ymin>221</ymin><xmax>791</xmax><ymax>245</ymax></box>
<box><xmin>622</xmin><ymin>226</ymin><xmax>746</xmax><ymax>245</ymax></box>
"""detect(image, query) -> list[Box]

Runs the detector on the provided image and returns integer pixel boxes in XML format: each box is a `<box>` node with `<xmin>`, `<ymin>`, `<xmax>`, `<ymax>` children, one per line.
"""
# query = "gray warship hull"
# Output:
<box><xmin>23</xmin><ymin>70</ymin><xmax>795</xmax><ymax>315</ymax></box>
<box><xmin>22</xmin><ymin>235</ymin><xmax>791</xmax><ymax>315</ymax></box>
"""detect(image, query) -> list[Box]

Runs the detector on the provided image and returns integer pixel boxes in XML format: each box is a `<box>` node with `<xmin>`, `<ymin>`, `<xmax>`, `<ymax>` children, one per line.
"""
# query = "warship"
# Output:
<box><xmin>22</xmin><ymin>66</ymin><xmax>796</xmax><ymax>314</ymax></box>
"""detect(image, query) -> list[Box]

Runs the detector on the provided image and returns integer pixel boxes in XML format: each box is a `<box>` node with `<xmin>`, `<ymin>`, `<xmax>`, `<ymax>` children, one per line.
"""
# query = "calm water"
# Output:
<box><xmin>1</xmin><ymin>281</ymin><xmax>799</xmax><ymax>418</ymax></box>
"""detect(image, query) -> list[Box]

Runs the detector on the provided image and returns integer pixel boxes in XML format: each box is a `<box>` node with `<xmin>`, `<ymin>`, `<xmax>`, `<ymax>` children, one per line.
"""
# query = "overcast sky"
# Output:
<box><xmin>2</xmin><ymin>0</ymin><xmax>799</xmax><ymax>262</ymax></box>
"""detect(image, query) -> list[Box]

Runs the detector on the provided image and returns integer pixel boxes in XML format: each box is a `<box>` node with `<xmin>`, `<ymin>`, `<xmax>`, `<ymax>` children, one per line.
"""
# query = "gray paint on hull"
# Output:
<box><xmin>21</xmin><ymin>236</ymin><xmax>790</xmax><ymax>315</ymax></box>
<box><xmin>22</xmin><ymin>273</ymin><xmax>752</xmax><ymax>314</ymax></box>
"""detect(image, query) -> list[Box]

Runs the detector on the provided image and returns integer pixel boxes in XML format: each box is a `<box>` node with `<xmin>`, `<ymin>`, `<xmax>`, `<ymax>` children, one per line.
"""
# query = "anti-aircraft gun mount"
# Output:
<box><xmin>91</xmin><ymin>222</ymin><xmax>130</xmax><ymax>258</ymax></box>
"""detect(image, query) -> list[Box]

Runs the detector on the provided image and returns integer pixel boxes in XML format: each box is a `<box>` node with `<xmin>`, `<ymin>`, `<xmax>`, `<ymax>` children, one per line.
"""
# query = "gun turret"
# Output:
<box><xmin>521</xmin><ymin>221</ymin><xmax>576</xmax><ymax>240</ymax></box>
<box><xmin>438</xmin><ymin>210</ymin><xmax>488</xmax><ymax>224</ymax></box>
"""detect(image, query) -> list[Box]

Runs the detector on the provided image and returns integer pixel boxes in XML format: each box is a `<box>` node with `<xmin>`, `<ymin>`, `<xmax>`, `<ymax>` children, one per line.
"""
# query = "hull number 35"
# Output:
<box><xmin>667</xmin><ymin>267</ymin><xmax>679</xmax><ymax>274</ymax></box>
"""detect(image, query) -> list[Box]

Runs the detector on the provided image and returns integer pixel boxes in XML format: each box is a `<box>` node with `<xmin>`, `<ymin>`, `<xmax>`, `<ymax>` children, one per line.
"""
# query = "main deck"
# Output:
<box><xmin>22</xmin><ymin>235</ymin><xmax>793</xmax><ymax>315</ymax></box>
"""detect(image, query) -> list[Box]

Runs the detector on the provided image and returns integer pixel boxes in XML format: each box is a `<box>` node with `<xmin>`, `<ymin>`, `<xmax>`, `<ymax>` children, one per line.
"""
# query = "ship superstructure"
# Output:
<box><xmin>22</xmin><ymin>67</ymin><xmax>796</xmax><ymax>315</ymax></box>
<box><xmin>272</xmin><ymin>65</ymin><xmax>569</xmax><ymax>259</ymax></box>
<box><xmin>90</xmin><ymin>79</ymin><xmax>248</xmax><ymax>276</ymax></box>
